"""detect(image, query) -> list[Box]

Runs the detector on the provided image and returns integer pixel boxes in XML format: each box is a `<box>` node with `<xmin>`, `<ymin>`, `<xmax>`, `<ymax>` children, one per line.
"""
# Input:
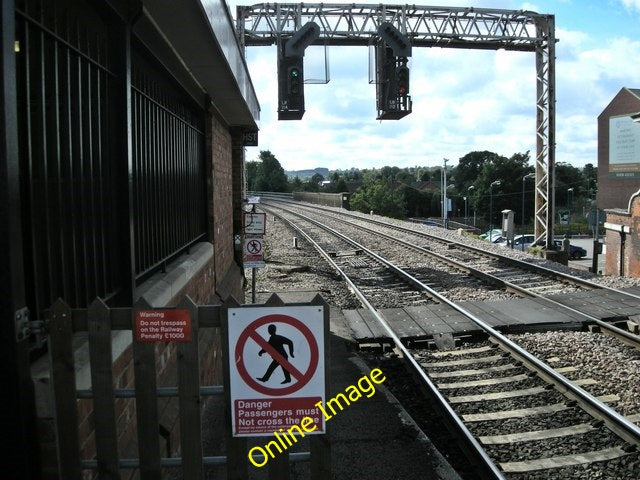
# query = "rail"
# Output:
<box><xmin>263</xmin><ymin>202</ymin><xmax>640</xmax><ymax>473</ymax></box>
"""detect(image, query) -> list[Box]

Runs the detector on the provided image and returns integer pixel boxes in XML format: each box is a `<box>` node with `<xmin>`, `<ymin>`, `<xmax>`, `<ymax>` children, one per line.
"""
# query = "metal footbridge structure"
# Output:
<box><xmin>235</xmin><ymin>3</ymin><xmax>557</xmax><ymax>248</ymax></box>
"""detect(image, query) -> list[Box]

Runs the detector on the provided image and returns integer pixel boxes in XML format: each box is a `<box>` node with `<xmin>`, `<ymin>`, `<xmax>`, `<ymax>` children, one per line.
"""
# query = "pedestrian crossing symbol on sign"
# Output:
<box><xmin>243</xmin><ymin>237</ymin><xmax>265</xmax><ymax>268</ymax></box>
<box><xmin>227</xmin><ymin>306</ymin><xmax>326</xmax><ymax>436</ymax></box>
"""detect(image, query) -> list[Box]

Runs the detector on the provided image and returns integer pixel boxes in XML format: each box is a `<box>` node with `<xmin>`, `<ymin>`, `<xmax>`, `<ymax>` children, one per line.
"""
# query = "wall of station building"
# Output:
<box><xmin>597</xmin><ymin>88</ymin><xmax>640</xmax><ymax>210</ymax></box>
<box><xmin>597</xmin><ymin>88</ymin><xmax>640</xmax><ymax>278</ymax></box>
<box><xmin>604</xmin><ymin>191</ymin><xmax>640</xmax><ymax>278</ymax></box>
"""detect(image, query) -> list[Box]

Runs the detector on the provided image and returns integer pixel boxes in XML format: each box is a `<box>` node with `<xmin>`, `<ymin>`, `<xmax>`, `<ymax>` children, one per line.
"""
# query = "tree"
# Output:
<box><xmin>289</xmin><ymin>176</ymin><xmax>303</xmax><ymax>191</ymax></box>
<box><xmin>245</xmin><ymin>161</ymin><xmax>260</xmax><ymax>191</ymax></box>
<box><xmin>334</xmin><ymin>177</ymin><xmax>349</xmax><ymax>193</ymax></box>
<box><xmin>251</xmin><ymin>151</ymin><xmax>289</xmax><ymax>192</ymax></box>
<box><xmin>463</xmin><ymin>151</ymin><xmax>532</xmax><ymax>226</ymax></box>
<box><xmin>453</xmin><ymin>151</ymin><xmax>496</xmax><ymax>190</ymax></box>
<box><xmin>351</xmin><ymin>176</ymin><xmax>406</xmax><ymax>218</ymax></box>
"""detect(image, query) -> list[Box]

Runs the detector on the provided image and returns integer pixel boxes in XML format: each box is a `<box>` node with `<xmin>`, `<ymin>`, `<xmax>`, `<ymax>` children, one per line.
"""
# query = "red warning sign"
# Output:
<box><xmin>135</xmin><ymin>309</ymin><xmax>191</xmax><ymax>342</ymax></box>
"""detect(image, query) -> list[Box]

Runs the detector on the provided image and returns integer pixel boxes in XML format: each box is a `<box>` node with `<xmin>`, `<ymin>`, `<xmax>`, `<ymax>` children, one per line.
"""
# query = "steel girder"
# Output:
<box><xmin>236</xmin><ymin>3</ymin><xmax>556</xmax><ymax>245</ymax></box>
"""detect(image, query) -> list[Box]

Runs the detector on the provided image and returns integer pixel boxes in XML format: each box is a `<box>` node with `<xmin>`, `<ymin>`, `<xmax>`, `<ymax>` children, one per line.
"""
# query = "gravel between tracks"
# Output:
<box><xmin>247</xmin><ymin>206</ymin><xmax>640</xmax><ymax>479</ymax></box>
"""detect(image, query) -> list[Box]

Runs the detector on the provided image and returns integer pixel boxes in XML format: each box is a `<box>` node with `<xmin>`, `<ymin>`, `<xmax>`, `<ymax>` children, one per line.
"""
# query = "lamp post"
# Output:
<box><xmin>521</xmin><ymin>173</ymin><xmax>535</xmax><ymax>250</ymax></box>
<box><xmin>489</xmin><ymin>180</ymin><xmax>501</xmax><ymax>237</ymax></box>
<box><xmin>443</xmin><ymin>158</ymin><xmax>449</xmax><ymax>228</ymax></box>
<box><xmin>567</xmin><ymin>187</ymin><xmax>574</xmax><ymax>237</ymax></box>
<box><xmin>466</xmin><ymin>186</ymin><xmax>475</xmax><ymax>226</ymax></box>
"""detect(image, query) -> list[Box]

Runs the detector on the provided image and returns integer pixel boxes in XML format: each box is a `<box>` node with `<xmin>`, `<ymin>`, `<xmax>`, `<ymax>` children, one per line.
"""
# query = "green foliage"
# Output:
<box><xmin>264</xmin><ymin>150</ymin><xmax>597</xmax><ymax>226</ymax></box>
<box><xmin>452</xmin><ymin>151</ymin><xmax>533</xmax><ymax>225</ymax></box>
<box><xmin>247</xmin><ymin>151</ymin><xmax>289</xmax><ymax>192</ymax></box>
<box><xmin>350</xmin><ymin>177</ymin><xmax>406</xmax><ymax>218</ymax></box>
<box><xmin>334</xmin><ymin>177</ymin><xmax>349</xmax><ymax>193</ymax></box>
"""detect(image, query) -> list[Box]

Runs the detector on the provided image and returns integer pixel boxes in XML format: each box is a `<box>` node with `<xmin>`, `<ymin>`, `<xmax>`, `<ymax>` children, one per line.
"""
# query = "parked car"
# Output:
<box><xmin>502</xmin><ymin>234</ymin><xmax>535</xmax><ymax>250</ymax></box>
<box><xmin>552</xmin><ymin>240</ymin><xmax>587</xmax><ymax>259</ymax></box>
<box><xmin>481</xmin><ymin>229</ymin><xmax>505</xmax><ymax>244</ymax></box>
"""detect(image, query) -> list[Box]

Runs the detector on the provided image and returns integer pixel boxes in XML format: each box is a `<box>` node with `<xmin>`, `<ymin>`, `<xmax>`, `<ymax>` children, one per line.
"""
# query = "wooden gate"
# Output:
<box><xmin>45</xmin><ymin>294</ymin><xmax>330</xmax><ymax>479</ymax></box>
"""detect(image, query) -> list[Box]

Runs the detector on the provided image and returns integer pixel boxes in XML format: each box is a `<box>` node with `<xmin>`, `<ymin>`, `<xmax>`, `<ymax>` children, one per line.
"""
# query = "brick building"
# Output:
<box><xmin>2</xmin><ymin>0</ymin><xmax>259</xmax><ymax>477</ymax></box>
<box><xmin>597</xmin><ymin>87</ymin><xmax>640</xmax><ymax>277</ymax></box>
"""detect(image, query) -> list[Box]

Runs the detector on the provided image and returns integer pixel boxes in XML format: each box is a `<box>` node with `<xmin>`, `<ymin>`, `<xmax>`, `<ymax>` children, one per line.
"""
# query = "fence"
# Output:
<box><xmin>15</xmin><ymin>0</ymin><xmax>208</xmax><ymax>326</ymax></box>
<box><xmin>44</xmin><ymin>294</ymin><xmax>330</xmax><ymax>479</ymax></box>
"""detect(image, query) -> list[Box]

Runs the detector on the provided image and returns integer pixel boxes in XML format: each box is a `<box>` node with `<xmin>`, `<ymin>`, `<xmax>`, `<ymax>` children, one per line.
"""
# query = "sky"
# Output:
<box><xmin>226</xmin><ymin>0</ymin><xmax>640</xmax><ymax>173</ymax></box>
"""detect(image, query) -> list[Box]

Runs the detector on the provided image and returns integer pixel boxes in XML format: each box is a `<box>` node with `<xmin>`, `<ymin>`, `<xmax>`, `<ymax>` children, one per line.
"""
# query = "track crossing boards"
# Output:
<box><xmin>227</xmin><ymin>305</ymin><xmax>326</xmax><ymax>436</ymax></box>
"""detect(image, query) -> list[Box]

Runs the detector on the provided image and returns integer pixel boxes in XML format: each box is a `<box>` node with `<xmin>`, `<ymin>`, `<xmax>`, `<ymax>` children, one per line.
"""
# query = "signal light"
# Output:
<box><xmin>288</xmin><ymin>66</ymin><xmax>301</xmax><ymax>94</ymax></box>
<box><xmin>396</xmin><ymin>64</ymin><xmax>409</xmax><ymax>96</ymax></box>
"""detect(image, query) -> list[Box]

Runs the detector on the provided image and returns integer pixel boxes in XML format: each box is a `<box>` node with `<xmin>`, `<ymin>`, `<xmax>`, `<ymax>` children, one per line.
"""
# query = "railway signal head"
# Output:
<box><xmin>278</xmin><ymin>53</ymin><xmax>305</xmax><ymax>120</ymax></box>
<box><xmin>277</xmin><ymin>22</ymin><xmax>319</xmax><ymax>120</ymax></box>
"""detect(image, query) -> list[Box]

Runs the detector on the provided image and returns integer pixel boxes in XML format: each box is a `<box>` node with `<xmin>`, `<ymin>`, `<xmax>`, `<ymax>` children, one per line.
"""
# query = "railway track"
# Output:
<box><xmin>255</xmin><ymin>200</ymin><xmax>640</xmax><ymax>479</ymax></box>
<box><xmin>263</xmin><ymin>200</ymin><xmax>640</xmax><ymax>343</ymax></box>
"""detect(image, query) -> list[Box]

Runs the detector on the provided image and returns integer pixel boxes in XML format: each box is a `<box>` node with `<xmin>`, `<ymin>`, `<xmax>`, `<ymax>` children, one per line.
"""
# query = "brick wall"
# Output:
<box><xmin>604</xmin><ymin>191</ymin><xmax>640</xmax><ymax>277</ymax></box>
<box><xmin>209</xmin><ymin>114</ymin><xmax>236</xmax><ymax>292</ymax></box>
<box><xmin>597</xmin><ymin>88</ymin><xmax>640</xmax><ymax>210</ymax></box>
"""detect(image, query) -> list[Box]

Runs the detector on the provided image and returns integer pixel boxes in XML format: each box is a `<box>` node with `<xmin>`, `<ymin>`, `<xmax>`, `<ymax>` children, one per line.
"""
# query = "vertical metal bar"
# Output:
<box><xmin>140</xmin><ymin>73</ymin><xmax>149</xmax><ymax>274</ymax></box>
<box><xmin>63</xmin><ymin>19</ymin><xmax>81</xmax><ymax>307</ymax></box>
<box><xmin>38</xmin><ymin>11</ymin><xmax>53</xmax><ymax>309</ymax></box>
<box><xmin>83</xmin><ymin>33</ymin><xmax>98</xmax><ymax>301</ymax></box>
<box><xmin>73</xmin><ymin>20</ymin><xmax>88</xmax><ymax>305</ymax></box>
<box><xmin>151</xmin><ymin>80</ymin><xmax>159</xmax><ymax>268</ymax></box>
<box><xmin>159</xmin><ymin>89</ymin><xmax>168</xmax><ymax>257</ymax></box>
<box><xmin>170</xmin><ymin>108</ymin><xmax>177</xmax><ymax>248</ymax></box>
<box><xmin>54</xmin><ymin>15</ymin><xmax>72</xmax><ymax>303</ymax></box>
<box><xmin>20</xmin><ymin>9</ymin><xmax>41</xmax><ymax>315</ymax></box>
<box><xmin>112</xmin><ymin>13</ymin><xmax>135</xmax><ymax>306</ymax></box>
<box><xmin>132</xmin><ymin>80</ymin><xmax>140</xmax><ymax>274</ymax></box>
<box><xmin>45</xmin><ymin>11</ymin><xmax>65</xmax><ymax>307</ymax></box>
<box><xmin>139</xmin><ymin>78</ymin><xmax>147</xmax><ymax>274</ymax></box>
<box><xmin>94</xmin><ymin>45</ymin><xmax>109</xmax><ymax>296</ymax></box>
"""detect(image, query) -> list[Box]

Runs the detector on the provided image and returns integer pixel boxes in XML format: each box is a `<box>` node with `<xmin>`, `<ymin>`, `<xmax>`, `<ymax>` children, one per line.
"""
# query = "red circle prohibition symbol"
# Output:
<box><xmin>246</xmin><ymin>239</ymin><xmax>262</xmax><ymax>254</ymax></box>
<box><xmin>235</xmin><ymin>314</ymin><xmax>319</xmax><ymax>396</ymax></box>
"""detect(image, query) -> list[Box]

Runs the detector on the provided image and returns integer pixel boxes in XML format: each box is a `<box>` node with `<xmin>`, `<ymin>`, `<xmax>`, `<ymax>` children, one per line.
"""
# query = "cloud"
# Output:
<box><xmin>621</xmin><ymin>0</ymin><xmax>640</xmax><ymax>12</ymax></box>
<box><xmin>235</xmin><ymin>1</ymin><xmax>640</xmax><ymax>172</ymax></box>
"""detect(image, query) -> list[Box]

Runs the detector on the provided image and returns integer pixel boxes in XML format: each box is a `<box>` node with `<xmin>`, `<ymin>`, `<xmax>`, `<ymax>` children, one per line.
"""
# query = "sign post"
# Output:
<box><xmin>223</xmin><ymin>295</ymin><xmax>330</xmax><ymax>478</ymax></box>
<box><xmin>242</xmin><ymin>200</ymin><xmax>266</xmax><ymax>303</ymax></box>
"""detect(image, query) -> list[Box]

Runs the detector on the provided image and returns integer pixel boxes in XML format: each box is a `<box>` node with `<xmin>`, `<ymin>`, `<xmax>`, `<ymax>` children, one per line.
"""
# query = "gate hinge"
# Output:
<box><xmin>15</xmin><ymin>307</ymin><xmax>46</xmax><ymax>342</ymax></box>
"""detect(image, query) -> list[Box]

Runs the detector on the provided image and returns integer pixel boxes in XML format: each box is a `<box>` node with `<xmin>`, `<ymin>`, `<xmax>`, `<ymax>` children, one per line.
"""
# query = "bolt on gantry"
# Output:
<box><xmin>235</xmin><ymin>3</ymin><xmax>557</xmax><ymax>249</ymax></box>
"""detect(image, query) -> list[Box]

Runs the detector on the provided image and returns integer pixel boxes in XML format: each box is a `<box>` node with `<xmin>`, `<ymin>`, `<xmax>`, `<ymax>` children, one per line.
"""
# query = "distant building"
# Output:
<box><xmin>597</xmin><ymin>87</ymin><xmax>640</xmax><ymax>277</ymax></box>
<box><xmin>597</xmin><ymin>87</ymin><xmax>640</xmax><ymax>209</ymax></box>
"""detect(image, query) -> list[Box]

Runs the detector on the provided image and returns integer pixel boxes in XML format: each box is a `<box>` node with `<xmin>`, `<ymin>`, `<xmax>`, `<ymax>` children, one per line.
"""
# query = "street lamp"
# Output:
<box><xmin>567</xmin><ymin>187</ymin><xmax>574</xmax><ymax>237</ymax></box>
<box><xmin>443</xmin><ymin>158</ymin><xmax>449</xmax><ymax>228</ymax></box>
<box><xmin>521</xmin><ymin>173</ymin><xmax>535</xmax><ymax>250</ymax></box>
<box><xmin>489</xmin><ymin>180</ymin><xmax>501</xmax><ymax>236</ymax></box>
<box><xmin>466</xmin><ymin>185</ymin><xmax>475</xmax><ymax>226</ymax></box>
